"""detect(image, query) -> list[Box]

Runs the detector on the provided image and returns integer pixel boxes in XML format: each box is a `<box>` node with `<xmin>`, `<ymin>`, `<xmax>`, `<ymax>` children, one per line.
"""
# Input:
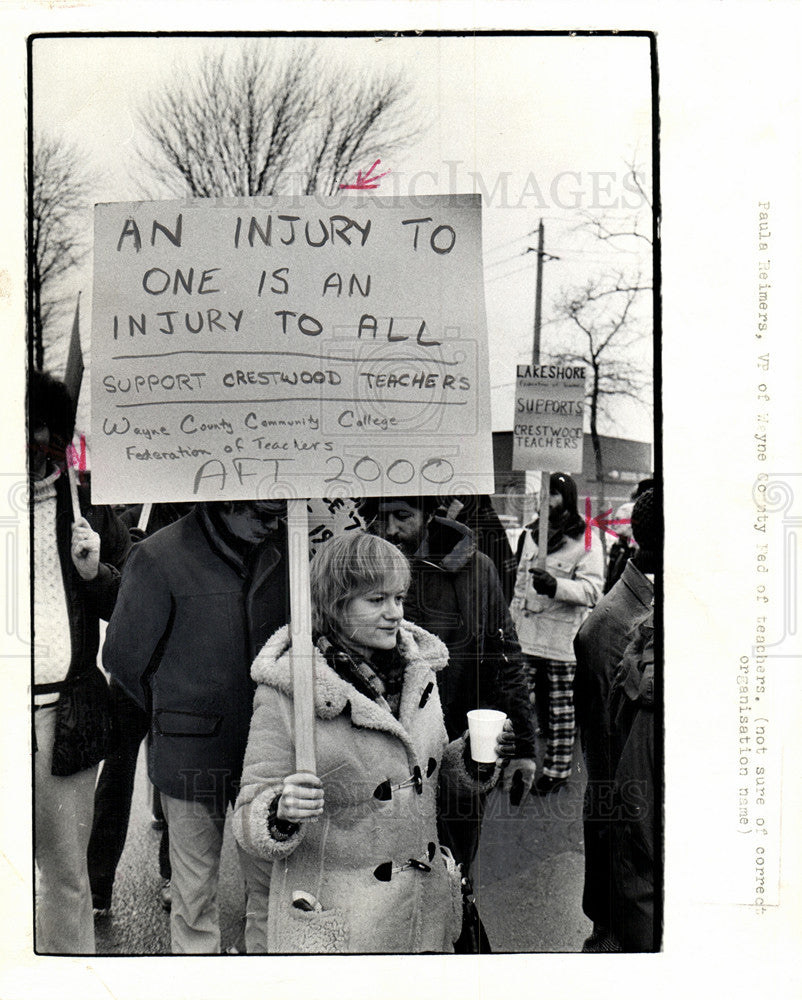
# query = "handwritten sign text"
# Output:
<box><xmin>90</xmin><ymin>195</ymin><xmax>494</xmax><ymax>503</ymax></box>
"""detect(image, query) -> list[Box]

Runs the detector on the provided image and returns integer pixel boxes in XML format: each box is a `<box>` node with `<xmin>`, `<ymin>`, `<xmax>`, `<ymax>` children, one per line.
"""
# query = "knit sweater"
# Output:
<box><xmin>32</xmin><ymin>470</ymin><xmax>71</xmax><ymax>705</ymax></box>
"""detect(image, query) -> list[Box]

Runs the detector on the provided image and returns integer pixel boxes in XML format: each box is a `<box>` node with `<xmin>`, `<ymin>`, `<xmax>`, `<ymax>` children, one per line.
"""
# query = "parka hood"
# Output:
<box><xmin>422</xmin><ymin>516</ymin><xmax>476</xmax><ymax>573</ymax></box>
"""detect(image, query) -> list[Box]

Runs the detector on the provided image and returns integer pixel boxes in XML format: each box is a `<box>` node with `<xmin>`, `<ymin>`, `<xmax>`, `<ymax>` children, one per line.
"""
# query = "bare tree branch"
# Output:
<box><xmin>578</xmin><ymin>215</ymin><xmax>653</xmax><ymax>248</ymax></box>
<box><xmin>30</xmin><ymin>132</ymin><xmax>97</xmax><ymax>370</ymax></box>
<box><xmin>574</xmin><ymin>155</ymin><xmax>653</xmax><ymax>250</ymax></box>
<box><xmin>627</xmin><ymin>166</ymin><xmax>652</xmax><ymax>211</ymax></box>
<box><xmin>134</xmin><ymin>43</ymin><xmax>424</xmax><ymax>198</ymax></box>
<box><xmin>547</xmin><ymin>253</ymin><xmax>652</xmax><ymax>519</ymax></box>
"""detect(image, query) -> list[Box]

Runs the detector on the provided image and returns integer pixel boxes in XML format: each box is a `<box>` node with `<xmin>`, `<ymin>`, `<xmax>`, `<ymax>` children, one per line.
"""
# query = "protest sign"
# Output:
<box><xmin>512</xmin><ymin>363</ymin><xmax>586</xmax><ymax>474</ymax></box>
<box><xmin>90</xmin><ymin>194</ymin><xmax>494</xmax><ymax>504</ymax></box>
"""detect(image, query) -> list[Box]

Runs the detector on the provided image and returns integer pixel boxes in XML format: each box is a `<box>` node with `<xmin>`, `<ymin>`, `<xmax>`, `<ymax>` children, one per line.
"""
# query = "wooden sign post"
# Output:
<box><xmin>137</xmin><ymin>503</ymin><xmax>153</xmax><ymax>534</ymax></box>
<box><xmin>537</xmin><ymin>471</ymin><xmax>550</xmax><ymax>569</ymax></box>
<box><xmin>287</xmin><ymin>498</ymin><xmax>316</xmax><ymax>774</ymax></box>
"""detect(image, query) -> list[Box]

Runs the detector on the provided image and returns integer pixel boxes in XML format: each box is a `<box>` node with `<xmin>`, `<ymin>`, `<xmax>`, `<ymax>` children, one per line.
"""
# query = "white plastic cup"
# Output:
<box><xmin>467</xmin><ymin>709</ymin><xmax>507</xmax><ymax>763</ymax></box>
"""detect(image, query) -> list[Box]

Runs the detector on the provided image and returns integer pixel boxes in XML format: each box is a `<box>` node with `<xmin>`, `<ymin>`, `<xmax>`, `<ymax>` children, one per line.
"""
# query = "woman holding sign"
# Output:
<box><xmin>232</xmin><ymin>530</ymin><xmax>513</xmax><ymax>953</ymax></box>
<box><xmin>511</xmin><ymin>472</ymin><xmax>604</xmax><ymax>794</ymax></box>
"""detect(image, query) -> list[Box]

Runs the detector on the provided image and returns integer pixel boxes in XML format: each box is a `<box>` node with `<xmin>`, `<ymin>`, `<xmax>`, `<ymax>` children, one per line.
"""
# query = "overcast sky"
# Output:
<box><xmin>32</xmin><ymin>32</ymin><xmax>653</xmax><ymax>439</ymax></box>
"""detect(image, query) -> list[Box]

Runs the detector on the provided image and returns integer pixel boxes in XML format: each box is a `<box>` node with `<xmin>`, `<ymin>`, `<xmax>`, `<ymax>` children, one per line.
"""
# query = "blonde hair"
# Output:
<box><xmin>310</xmin><ymin>531</ymin><xmax>411</xmax><ymax>638</ymax></box>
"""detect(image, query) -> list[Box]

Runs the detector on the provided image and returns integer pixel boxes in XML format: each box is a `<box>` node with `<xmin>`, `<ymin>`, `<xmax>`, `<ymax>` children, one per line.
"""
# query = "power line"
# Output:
<box><xmin>484</xmin><ymin>248</ymin><xmax>652</xmax><ymax>282</ymax></box>
<box><xmin>484</xmin><ymin>260</ymin><xmax>536</xmax><ymax>284</ymax></box>
<box><xmin>539</xmin><ymin>246</ymin><xmax>650</xmax><ymax>261</ymax></box>
<box><xmin>483</xmin><ymin>230</ymin><xmax>536</xmax><ymax>258</ymax></box>
<box><xmin>483</xmin><ymin>213</ymin><xmax>637</xmax><ymax>259</ymax></box>
<box><xmin>484</xmin><ymin>250</ymin><xmax>529</xmax><ymax>269</ymax></box>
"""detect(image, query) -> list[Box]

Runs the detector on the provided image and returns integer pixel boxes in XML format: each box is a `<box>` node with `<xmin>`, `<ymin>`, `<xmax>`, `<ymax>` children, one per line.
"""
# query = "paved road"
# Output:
<box><xmin>95</xmin><ymin>736</ymin><xmax>590</xmax><ymax>955</ymax></box>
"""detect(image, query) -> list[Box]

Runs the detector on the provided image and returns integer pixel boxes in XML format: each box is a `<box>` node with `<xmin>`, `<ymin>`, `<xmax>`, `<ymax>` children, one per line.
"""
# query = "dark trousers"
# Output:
<box><xmin>578</xmin><ymin>715</ymin><xmax>616</xmax><ymax>929</ymax></box>
<box><xmin>87</xmin><ymin>679</ymin><xmax>170</xmax><ymax>908</ymax></box>
<box><xmin>437</xmin><ymin>781</ymin><xmax>487</xmax><ymax>875</ymax></box>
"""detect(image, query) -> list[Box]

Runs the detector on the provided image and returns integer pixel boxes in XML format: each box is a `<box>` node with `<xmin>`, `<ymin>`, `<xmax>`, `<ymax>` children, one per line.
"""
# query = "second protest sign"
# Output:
<box><xmin>512</xmin><ymin>363</ymin><xmax>586</xmax><ymax>473</ymax></box>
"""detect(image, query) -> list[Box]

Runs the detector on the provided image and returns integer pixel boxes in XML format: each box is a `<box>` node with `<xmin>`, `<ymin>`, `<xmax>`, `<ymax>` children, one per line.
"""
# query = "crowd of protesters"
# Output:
<box><xmin>30</xmin><ymin>372</ymin><xmax>660</xmax><ymax>955</ymax></box>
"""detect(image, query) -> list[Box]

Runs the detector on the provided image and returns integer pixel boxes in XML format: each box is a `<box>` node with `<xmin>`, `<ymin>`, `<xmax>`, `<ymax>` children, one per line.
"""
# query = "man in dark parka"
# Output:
<box><xmin>104</xmin><ymin>500</ymin><xmax>290</xmax><ymax>954</ymax></box>
<box><xmin>360</xmin><ymin>496</ymin><xmax>536</xmax><ymax>871</ymax></box>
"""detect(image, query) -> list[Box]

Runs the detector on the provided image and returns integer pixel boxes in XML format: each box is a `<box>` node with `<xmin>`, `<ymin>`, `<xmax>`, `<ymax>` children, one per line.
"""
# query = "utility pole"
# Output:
<box><xmin>532</xmin><ymin>218</ymin><xmax>545</xmax><ymax>365</ymax></box>
<box><xmin>526</xmin><ymin>218</ymin><xmax>559</xmax><ymax>363</ymax></box>
<box><xmin>525</xmin><ymin>219</ymin><xmax>559</xmax><ymax>566</ymax></box>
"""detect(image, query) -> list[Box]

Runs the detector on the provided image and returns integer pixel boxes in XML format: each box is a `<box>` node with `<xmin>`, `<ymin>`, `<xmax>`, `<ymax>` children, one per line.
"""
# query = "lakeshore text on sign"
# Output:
<box><xmin>512</xmin><ymin>364</ymin><xmax>586</xmax><ymax>473</ymax></box>
<box><xmin>90</xmin><ymin>195</ymin><xmax>494</xmax><ymax>503</ymax></box>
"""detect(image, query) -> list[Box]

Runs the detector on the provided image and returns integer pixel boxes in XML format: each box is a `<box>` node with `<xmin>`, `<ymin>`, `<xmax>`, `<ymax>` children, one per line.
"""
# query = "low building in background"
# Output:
<box><xmin>491</xmin><ymin>431</ymin><xmax>653</xmax><ymax>536</ymax></box>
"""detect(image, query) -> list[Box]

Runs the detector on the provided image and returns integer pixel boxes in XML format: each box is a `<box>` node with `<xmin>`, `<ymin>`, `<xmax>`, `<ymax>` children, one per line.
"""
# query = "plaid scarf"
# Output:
<box><xmin>316</xmin><ymin>635</ymin><xmax>406</xmax><ymax>718</ymax></box>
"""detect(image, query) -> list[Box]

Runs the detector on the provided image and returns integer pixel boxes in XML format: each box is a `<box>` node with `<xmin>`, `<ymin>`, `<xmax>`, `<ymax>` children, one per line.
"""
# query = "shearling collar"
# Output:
<box><xmin>251</xmin><ymin>622</ymin><xmax>448</xmax><ymax>748</ymax></box>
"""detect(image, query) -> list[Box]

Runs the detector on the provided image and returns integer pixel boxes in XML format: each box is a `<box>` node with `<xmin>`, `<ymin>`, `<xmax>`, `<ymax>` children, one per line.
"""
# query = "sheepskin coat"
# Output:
<box><xmin>232</xmin><ymin>622</ymin><xmax>497</xmax><ymax>953</ymax></box>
